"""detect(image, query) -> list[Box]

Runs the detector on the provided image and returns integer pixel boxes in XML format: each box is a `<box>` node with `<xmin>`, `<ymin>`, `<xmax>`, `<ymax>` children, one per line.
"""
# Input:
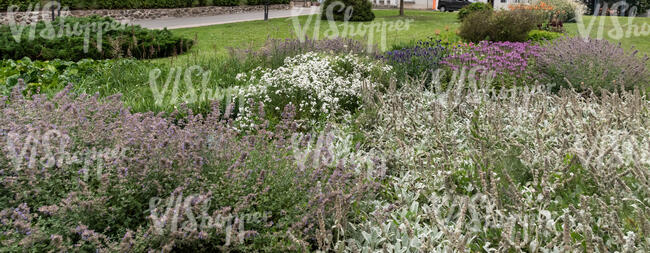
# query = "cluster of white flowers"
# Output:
<box><xmin>235</xmin><ymin>52</ymin><xmax>391</xmax><ymax>128</ymax></box>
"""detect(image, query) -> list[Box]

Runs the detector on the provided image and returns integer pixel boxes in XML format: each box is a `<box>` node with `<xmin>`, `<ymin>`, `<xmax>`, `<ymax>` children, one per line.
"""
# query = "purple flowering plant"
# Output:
<box><xmin>379</xmin><ymin>39</ymin><xmax>450</xmax><ymax>85</ymax></box>
<box><xmin>441</xmin><ymin>41</ymin><xmax>543</xmax><ymax>87</ymax></box>
<box><xmin>0</xmin><ymin>81</ymin><xmax>380</xmax><ymax>251</ymax></box>
<box><xmin>534</xmin><ymin>37</ymin><xmax>649</xmax><ymax>93</ymax></box>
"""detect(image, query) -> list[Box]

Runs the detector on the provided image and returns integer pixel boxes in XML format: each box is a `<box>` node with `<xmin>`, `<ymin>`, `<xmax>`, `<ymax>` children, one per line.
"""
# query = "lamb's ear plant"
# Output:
<box><xmin>350</xmin><ymin>78</ymin><xmax>650</xmax><ymax>252</ymax></box>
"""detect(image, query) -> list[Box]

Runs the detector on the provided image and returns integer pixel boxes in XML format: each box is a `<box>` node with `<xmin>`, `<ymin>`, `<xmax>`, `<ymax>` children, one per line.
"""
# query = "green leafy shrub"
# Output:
<box><xmin>527</xmin><ymin>29</ymin><xmax>563</xmax><ymax>42</ymax></box>
<box><xmin>0</xmin><ymin>0</ymin><xmax>40</xmax><ymax>11</ymax></box>
<box><xmin>0</xmin><ymin>58</ymin><xmax>104</xmax><ymax>96</ymax></box>
<box><xmin>0</xmin><ymin>58</ymin><xmax>152</xmax><ymax>98</ymax></box>
<box><xmin>457</xmin><ymin>2</ymin><xmax>492</xmax><ymax>22</ymax></box>
<box><xmin>321</xmin><ymin>0</ymin><xmax>375</xmax><ymax>22</ymax></box>
<box><xmin>0</xmin><ymin>16</ymin><xmax>193</xmax><ymax>61</ymax></box>
<box><xmin>631</xmin><ymin>0</ymin><xmax>650</xmax><ymax>13</ymax></box>
<box><xmin>459</xmin><ymin>9</ymin><xmax>543</xmax><ymax>42</ymax></box>
<box><xmin>457</xmin><ymin>10</ymin><xmax>492</xmax><ymax>42</ymax></box>
<box><xmin>212</xmin><ymin>0</ymin><xmax>239</xmax><ymax>5</ymax></box>
<box><xmin>487</xmin><ymin>10</ymin><xmax>543</xmax><ymax>42</ymax></box>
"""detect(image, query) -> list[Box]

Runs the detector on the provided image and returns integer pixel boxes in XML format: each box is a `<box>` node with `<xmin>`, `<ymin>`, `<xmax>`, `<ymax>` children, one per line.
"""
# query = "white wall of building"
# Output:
<box><xmin>405</xmin><ymin>0</ymin><xmax>432</xmax><ymax>9</ymax></box>
<box><xmin>372</xmin><ymin>0</ymin><xmax>400</xmax><ymax>7</ymax></box>
<box><xmin>494</xmin><ymin>0</ymin><xmax>533</xmax><ymax>10</ymax></box>
<box><xmin>374</xmin><ymin>0</ymin><xmax>506</xmax><ymax>10</ymax></box>
<box><xmin>373</xmin><ymin>0</ymin><xmax>433</xmax><ymax>9</ymax></box>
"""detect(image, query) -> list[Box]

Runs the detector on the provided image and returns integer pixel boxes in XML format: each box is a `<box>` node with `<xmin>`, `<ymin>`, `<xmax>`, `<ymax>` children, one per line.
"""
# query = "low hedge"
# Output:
<box><xmin>213</xmin><ymin>0</ymin><xmax>241</xmax><ymax>6</ymax></box>
<box><xmin>321</xmin><ymin>0</ymin><xmax>375</xmax><ymax>22</ymax></box>
<box><xmin>0</xmin><ymin>0</ymin><xmax>40</xmax><ymax>11</ymax></box>
<box><xmin>0</xmin><ymin>16</ymin><xmax>193</xmax><ymax>61</ymax></box>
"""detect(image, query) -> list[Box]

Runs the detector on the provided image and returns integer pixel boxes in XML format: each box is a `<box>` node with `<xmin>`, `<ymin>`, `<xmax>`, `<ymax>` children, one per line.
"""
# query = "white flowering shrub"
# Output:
<box><xmin>345</xmin><ymin>82</ymin><xmax>650</xmax><ymax>252</ymax></box>
<box><xmin>236</xmin><ymin>52</ymin><xmax>391</xmax><ymax>128</ymax></box>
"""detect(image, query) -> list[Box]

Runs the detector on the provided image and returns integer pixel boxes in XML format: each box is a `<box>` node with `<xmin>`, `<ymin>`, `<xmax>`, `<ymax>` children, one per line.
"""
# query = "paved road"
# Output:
<box><xmin>130</xmin><ymin>7</ymin><xmax>320</xmax><ymax>29</ymax></box>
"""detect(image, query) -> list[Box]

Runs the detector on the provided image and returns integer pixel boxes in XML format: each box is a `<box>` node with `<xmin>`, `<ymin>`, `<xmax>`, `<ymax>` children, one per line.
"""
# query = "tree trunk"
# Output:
<box><xmin>399</xmin><ymin>0</ymin><xmax>404</xmax><ymax>16</ymax></box>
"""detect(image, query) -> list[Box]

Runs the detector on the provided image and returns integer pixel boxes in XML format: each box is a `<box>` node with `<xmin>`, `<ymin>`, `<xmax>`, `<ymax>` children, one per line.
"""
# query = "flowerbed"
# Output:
<box><xmin>0</xmin><ymin>12</ymin><xmax>649</xmax><ymax>251</ymax></box>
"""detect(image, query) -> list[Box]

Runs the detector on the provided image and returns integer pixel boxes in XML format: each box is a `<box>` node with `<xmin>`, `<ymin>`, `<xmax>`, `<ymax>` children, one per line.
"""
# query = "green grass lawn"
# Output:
<box><xmin>564</xmin><ymin>15</ymin><xmax>650</xmax><ymax>57</ymax></box>
<box><xmin>170</xmin><ymin>10</ymin><xmax>650</xmax><ymax>57</ymax></box>
<box><xmin>172</xmin><ymin>10</ymin><xmax>461</xmax><ymax>57</ymax></box>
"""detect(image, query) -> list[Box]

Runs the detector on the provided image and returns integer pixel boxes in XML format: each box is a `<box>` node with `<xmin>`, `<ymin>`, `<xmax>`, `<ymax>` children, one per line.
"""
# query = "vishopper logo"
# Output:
<box><xmin>290</xmin><ymin>2</ymin><xmax>413</xmax><ymax>52</ymax></box>
<box><xmin>429</xmin><ymin>65</ymin><xmax>497</xmax><ymax>92</ymax></box>
<box><xmin>6</xmin><ymin>1</ymin><xmax>128</xmax><ymax>53</ymax></box>
<box><xmin>421</xmin><ymin>64</ymin><xmax>563</xmax><ymax>92</ymax></box>
<box><xmin>149</xmin><ymin>66</ymin><xmax>245</xmax><ymax>108</ymax></box>
<box><xmin>418</xmin><ymin>66</ymin><xmax>558</xmax><ymax>101</ymax></box>
<box><xmin>147</xmin><ymin>192</ymin><xmax>270</xmax><ymax>245</ymax></box>
<box><xmin>576</xmin><ymin>1</ymin><xmax>650</xmax><ymax>40</ymax></box>
<box><xmin>289</xmin><ymin>127</ymin><xmax>386</xmax><ymax>177</ymax></box>
<box><xmin>3</xmin><ymin>129</ymin><xmax>129</xmax><ymax>181</ymax></box>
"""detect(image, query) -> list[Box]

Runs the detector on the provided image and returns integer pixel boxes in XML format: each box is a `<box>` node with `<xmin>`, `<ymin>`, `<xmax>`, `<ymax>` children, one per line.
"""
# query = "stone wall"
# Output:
<box><xmin>0</xmin><ymin>4</ymin><xmax>292</xmax><ymax>25</ymax></box>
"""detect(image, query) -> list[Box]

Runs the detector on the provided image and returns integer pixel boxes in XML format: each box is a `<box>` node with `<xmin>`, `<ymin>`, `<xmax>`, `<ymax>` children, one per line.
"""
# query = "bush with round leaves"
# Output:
<box><xmin>459</xmin><ymin>9</ymin><xmax>543</xmax><ymax>42</ymax></box>
<box><xmin>457</xmin><ymin>2</ymin><xmax>492</xmax><ymax>22</ymax></box>
<box><xmin>321</xmin><ymin>0</ymin><xmax>375</xmax><ymax>22</ymax></box>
